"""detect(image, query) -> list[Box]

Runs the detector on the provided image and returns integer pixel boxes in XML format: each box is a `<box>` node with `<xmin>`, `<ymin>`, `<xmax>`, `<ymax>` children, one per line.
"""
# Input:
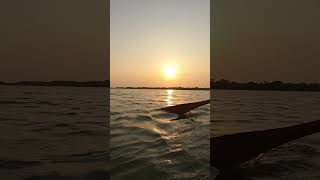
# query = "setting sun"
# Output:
<box><xmin>164</xmin><ymin>65</ymin><xmax>177</xmax><ymax>79</ymax></box>
<box><xmin>111</xmin><ymin>0</ymin><xmax>210</xmax><ymax>88</ymax></box>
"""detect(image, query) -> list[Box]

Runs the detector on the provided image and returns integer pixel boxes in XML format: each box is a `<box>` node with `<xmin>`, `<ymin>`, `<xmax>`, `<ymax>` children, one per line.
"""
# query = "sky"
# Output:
<box><xmin>111</xmin><ymin>0</ymin><xmax>210</xmax><ymax>88</ymax></box>
<box><xmin>3</xmin><ymin>1</ymin><xmax>317</xmax><ymax>84</ymax></box>
<box><xmin>212</xmin><ymin>0</ymin><xmax>320</xmax><ymax>83</ymax></box>
<box><xmin>0</xmin><ymin>0</ymin><xmax>109</xmax><ymax>82</ymax></box>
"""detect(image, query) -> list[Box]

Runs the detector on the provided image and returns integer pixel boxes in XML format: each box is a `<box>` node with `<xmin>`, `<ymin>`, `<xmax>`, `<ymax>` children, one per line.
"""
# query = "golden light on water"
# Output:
<box><xmin>167</xmin><ymin>89</ymin><xmax>174</xmax><ymax>96</ymax></box>
<box><xmin>165</xmin><ymin>89</ymin><xmax>174</xmax><ymax>106</ymax></box>
<box><xmin>163</xmin><ymin>159</ymin><xmax>175</xmax><ymax>165</ymax></box>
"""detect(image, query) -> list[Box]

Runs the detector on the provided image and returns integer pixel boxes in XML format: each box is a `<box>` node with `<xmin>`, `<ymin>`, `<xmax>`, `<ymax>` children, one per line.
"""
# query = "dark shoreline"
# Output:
<box><xmin>1</xmin><ymin>80</ymin><xmax>319</xmax><ymax>92</ymax></box>
<box><xmin>0</xmin><ymin>81</ymin><xmax>110</xmax><ymax>88</ymax></box>
<box><xmin>211</xmin><ymin>79</ymin><xmax>320</xmax><ymax>92</ymax></box>
<box><xmin>113</xmin><ymin>87</ymin><xmax>210</xmax><ymax>90</ymax></box>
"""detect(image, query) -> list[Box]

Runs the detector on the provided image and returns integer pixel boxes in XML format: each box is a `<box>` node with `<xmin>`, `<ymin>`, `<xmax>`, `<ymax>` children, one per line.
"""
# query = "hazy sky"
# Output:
<box><xmin>212</xmin><ymin>0</ymin><xmax>320</xmax><ymax>83</ymax></box>
<box><xmin>111</xmin><ymin>0</ymin><xmax>210</xmax><ymax>88</ymax></box>
<box><xmin>0</xmin><ymin>0</ymin><xmax>109</xmax><ymax>82</ymax></box>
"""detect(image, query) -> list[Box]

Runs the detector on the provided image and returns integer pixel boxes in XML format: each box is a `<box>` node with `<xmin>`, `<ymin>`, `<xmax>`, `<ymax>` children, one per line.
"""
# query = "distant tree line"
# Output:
<box><xmin>118</xmin><ymin>87</ymin><xmax>209</xmax><ymax>90</ymax></box>
<box><xmin>211</xmin><ymin>79</ymin><xmax>320</xmax><ymax>92</ymax></box>
<box><xmin>0</xmin><ymin>80</ymin><xmax>110</xmax><ymax>87</ymax></box>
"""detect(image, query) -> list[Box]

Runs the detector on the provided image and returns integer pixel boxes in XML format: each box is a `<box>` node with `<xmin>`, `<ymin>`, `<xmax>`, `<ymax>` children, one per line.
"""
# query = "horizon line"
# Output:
<box><xmin>211</xmin><ymin>78</ymin><xmax>320</xmax><ymax>84</ymax></box>
<box><xmin>111</xmin><ymin>86</ymin><xmax>210</xmax><ymax>89</ymax></box>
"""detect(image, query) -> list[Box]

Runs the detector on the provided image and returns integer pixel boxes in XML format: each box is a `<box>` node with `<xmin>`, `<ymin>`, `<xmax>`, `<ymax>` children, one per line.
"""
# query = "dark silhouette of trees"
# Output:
<box><xmin>0</xmin><ymin>80</ymin><xmax>110</xmax><ymax>87</ymax></box>
<box><xmin>211</xmin><ymin>79</ymin><xmax>320</xmax><ymax>92</ymax></box>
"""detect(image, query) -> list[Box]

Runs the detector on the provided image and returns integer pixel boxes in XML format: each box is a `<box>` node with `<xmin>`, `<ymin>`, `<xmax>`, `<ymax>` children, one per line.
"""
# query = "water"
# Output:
<box><xmin>5</xmin><ymin>87</ymin><xmax>318</xmax><ymax>179</ymax></box>
<box><xmin>0</xmin><ymin>85</ymin><xmax>108</xmax><ymax>180</ymax></box>
<box><xmin>212</xmin><ymin>90</ymin><xmax>320</xmax><ymax>180</ymax></box>
<box><xmin>110</xmin><ymin>89</ymin><xmax>210</xmax><ymax>180</ymax></box>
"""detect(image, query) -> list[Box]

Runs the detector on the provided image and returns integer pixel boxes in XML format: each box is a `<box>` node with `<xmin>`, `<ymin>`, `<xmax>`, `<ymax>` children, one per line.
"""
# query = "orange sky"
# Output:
<box><xmin>111</xmin><ymin>0</ymin><xmax>210</xmax><ymax>88</ymax></box>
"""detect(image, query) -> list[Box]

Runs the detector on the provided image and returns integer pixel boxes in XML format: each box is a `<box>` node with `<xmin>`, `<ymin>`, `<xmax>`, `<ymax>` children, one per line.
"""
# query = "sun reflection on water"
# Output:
<box><xmin>163</xmin><ymin>159</ymin><xmax>176</xmax><ymax>165</ymax></box>
<box><xmin>165</xmin><ymin>89</ymin><xmax>174</xmax><ymax>106</ymax></box>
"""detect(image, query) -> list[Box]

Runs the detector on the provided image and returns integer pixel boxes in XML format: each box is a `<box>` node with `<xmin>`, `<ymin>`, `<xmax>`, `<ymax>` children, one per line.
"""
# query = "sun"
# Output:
<box><xmin>164</xmin><ymin>65</ymin><xmax>177</xmax><ymax>79</ymax></box>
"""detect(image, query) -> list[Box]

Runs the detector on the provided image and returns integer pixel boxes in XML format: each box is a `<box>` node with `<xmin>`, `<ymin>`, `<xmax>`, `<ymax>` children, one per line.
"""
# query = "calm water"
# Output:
<box><xmin>212</xmin><ymin>90</ymin><xmax>320</xmax><ymax>180</ymax></box>
<box><xmin>0</xmin><ymin>86</ymin><xmax>108</xmax><ymax>180</ymax></box>
<box><xmin>4</xmin><ymin>87</ymin><xmax>318</xmax><ymax>179</ymax></box>
<box><xmin>110</xmin><ymin>89</ymin><xmax>210</xmax><ymax>180</ymax></box>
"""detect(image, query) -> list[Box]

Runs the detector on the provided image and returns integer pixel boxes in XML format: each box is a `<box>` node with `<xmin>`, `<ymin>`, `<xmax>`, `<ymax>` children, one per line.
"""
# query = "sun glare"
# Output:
<box><xmin>164</xmin><ymin>65</ymin><xmax>177</xmax><ymax>79</ymax></box>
